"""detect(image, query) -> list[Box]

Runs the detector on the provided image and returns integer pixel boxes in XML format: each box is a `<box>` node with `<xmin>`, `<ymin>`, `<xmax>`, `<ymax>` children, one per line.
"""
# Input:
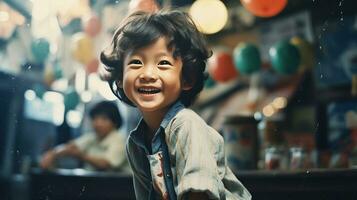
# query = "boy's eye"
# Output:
<box><xmin>158</xmin><ymin>60</ymin><xmax>172</xmax><ymax>66</ymax></box>
<box><xmin>128</xmin><ymin>59</ymin><xmax>142</xmax><ymax>65</ymax></box>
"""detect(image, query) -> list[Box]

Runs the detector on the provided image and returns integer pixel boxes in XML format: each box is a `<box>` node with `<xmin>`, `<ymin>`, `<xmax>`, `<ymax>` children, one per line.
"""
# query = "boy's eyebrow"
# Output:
<box><xmin>154</xmin><ymin>52</ymin><xmax>172</xmax><ymax>58</ymax></box>
<box><xmin>128</xmin><ymin>51</ymin><xmax>173</xmax><ymax>58</ymax></box>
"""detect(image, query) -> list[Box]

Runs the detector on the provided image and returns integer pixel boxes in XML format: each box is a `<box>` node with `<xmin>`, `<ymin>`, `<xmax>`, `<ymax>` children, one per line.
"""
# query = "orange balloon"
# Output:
<box><xmin>83</xmin><ymin>15</ymin><xmax>102</xmax><ymax>38</ymax></box>
<box><xmin>208</xmin><ymin>52</ymin><xmax>238</xmax><ymax>83</ymax></box>
<box><xmin>86</xmin><ymin>58</ymin><xmax>99</xmax><ymax>74</ymax></box>
<box><xmin>240</xmin><ymin>0</ymin><xmax>287</xmax><ymax>17</ymax></box>
<box><xmin>129</xmin><ymin>0</ymin><xmax>159</xmax><ymax>14</ymax></box>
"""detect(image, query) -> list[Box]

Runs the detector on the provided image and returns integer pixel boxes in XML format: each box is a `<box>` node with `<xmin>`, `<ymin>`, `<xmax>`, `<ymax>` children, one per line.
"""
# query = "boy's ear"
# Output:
<box><xmin>116</xmin><ymin>80</ymin><xmax>123</xmax><ymax>88</ymax></box>
<box><xmin>182</xmin><ymin>79</ymin><xmax>193</xmax><ymax>91</ymax></box>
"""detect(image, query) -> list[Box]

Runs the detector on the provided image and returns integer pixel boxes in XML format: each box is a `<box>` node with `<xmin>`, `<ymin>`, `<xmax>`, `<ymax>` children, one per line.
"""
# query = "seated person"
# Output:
<box><xmin>40</xmin><ymin>101</ymin><xmax>129</xmax><ymax>172</ymax></box>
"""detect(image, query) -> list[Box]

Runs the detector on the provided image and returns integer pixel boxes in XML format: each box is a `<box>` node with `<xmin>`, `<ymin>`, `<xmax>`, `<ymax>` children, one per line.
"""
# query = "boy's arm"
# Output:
<box><xmin>169</xmin><ymin>112</ymin><xmax>223</xmax><ymax>200</ymax></box>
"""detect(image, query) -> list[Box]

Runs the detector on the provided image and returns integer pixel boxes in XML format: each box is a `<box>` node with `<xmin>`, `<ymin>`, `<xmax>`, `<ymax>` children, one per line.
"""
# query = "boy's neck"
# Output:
<box><xmin>141</xmin><ymin>109</ymin><xmax>168</xmax><ymax>138</ymax></box>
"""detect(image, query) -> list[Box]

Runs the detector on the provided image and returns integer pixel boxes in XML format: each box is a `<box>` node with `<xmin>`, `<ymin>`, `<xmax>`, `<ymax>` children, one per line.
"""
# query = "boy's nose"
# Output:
<box><xmin>140</xmin><ymin>65</ymin><xmax>158</xmax><ymax>82</ymax></box>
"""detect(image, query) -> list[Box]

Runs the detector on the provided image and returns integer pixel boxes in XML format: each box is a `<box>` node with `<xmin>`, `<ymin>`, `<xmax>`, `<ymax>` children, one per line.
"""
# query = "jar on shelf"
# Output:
<box><xmin>258</xmin><ymin>117</ymin><xmax>286</xmax><ymax>169</ymax></box>
<box><xmin>264</xmin><ymin>146</ymin><xmax>286</xmax><ymax>170</ymax></box>
<box><xmin>223</xmin><ymin>115</ymin><xmax>259</xmax><ymax>171</ymax></box>
<box><xmin>289</xmin><ymin>147</ymin><xmax>306</xmax><ymax>170</ymax></box>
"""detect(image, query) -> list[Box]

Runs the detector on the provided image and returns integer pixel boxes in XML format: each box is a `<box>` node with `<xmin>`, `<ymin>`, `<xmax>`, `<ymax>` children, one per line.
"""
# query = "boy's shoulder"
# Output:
<box><xmin>166</xmin><ymin>108</ymin><xmax>221</xmax><ymax>137</ymax></box>
<box><xmin>170</xmin><ymin>108</ymin><xmax>205</xmax><ymax>126</ymax></box>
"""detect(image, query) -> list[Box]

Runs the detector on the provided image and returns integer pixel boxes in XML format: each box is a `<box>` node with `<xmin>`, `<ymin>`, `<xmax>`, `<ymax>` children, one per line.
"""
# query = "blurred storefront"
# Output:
<box><xmin>1</xmin><ymin>0</ymin><xmax>357</xmax><ymax>199</ymax></box>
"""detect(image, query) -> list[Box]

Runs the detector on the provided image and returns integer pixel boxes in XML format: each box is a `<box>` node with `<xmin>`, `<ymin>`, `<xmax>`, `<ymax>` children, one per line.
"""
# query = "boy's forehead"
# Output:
<box><xmin>126</xmin><ymin>37</ymin><xmax>175</xmax><ymax>56</ymax></box>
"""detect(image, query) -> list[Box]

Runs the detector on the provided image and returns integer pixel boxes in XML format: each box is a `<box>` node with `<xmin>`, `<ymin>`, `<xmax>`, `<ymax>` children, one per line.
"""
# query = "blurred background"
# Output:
<box><xmin>1</xmin><ymin>0</ymin><xmax>357</xmax><ymax>199</ymax></box>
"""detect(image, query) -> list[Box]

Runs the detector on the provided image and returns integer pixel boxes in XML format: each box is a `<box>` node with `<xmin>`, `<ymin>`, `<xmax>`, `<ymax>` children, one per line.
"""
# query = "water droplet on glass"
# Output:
<box><xmin>28</xmin><ymin>65</ymin><xmax>32</xmax><ymax>70</ymax></box>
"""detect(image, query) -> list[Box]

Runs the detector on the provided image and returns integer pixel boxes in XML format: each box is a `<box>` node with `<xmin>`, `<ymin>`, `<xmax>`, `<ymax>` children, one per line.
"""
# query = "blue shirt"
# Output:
<box><xmin>126</xmin><ymin>101</ymin><xmax>252</xmax><ymax>200</ymax></box>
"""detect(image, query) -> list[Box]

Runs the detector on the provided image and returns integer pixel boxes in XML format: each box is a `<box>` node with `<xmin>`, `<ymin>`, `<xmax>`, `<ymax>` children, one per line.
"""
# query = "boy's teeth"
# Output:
<box><xmin>138</xmin><ymin>88</ymin><xmax>160</xmax><ymax>94</ymax></box>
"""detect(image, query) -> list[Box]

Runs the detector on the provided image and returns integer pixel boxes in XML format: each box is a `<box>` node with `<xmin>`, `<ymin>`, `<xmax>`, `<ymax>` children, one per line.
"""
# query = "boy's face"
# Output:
<box><xmin>121</xmin><ymin>37</ymin><xmax>191</xmax><ymax>113</ymax></box>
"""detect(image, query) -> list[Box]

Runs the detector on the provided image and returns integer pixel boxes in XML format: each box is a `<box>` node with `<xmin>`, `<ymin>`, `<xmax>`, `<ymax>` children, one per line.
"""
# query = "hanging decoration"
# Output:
<box><xmin>290</xmin><ymin>36</ymin><xmax>315</xmax><ymax>71</ymax></box>
<box><xmin>233</xmin><ymin>42</ymin><xmax>261</xmax><ymax>75</ymax></box>
<box><xmin>83</xmin><ymin>14</ymin><xmax>102</xmax><ymax>38</ymax></box>
<box><xmin>240</xmin><ymin>0</ymin><xmax>287</xmax><ymax>18</ymax></box>
<box><xmin>269</xmin><ymin>40</ymin><xmax>301</xmax><ymax>75</ymax></box>
<box><xmin>189</xmin><ymin>0</ymin><xmax>228</xmax><ymax>34</ymax></box>
<box><xmin>64</xmin><ymin>87</ymin><xmax>80</xmax><ymax>112</ymax></box>
<box><xmin>205</xmin><ymin>75</ymin><xmax>216</xmax><ymax>88</ymax></box>
<box><xmin>71</xmin><ymin>32</ymin><xmax>94</xmax><ymax>65</ymax></box>
<box><xmin>85</xmin><ymin>58</ymin><xmax>99</xmax><ymax>74</ymax></box>
<box><xmin>128</xmin><ymin>0</ymin><xmax>159</xmax><ymax>14</ymax></box>
<box><xmin>31</xmin><ymin>38</ymin><xmax>50</xmax><ymax>64</ymax></box>
<box><xmin>32</xmin><ymin>83</ymin><xmax>46</xmax><ymax>99</ymax></box>
<box><xmin>208</xmin><ymin>51</ymin><xmax>238</xmax><ymax>83</ymax></box>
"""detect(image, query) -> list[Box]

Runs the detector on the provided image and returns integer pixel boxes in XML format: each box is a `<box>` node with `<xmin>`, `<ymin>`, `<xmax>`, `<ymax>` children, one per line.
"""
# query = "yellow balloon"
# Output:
<box><xmin>290</xmin><ymin>37</ymin><xmax>315</xmax><ymax>72</ymax></box>
<box><xmin>189</xmin><ymin>0</ymin><xmax>228</xmax><ymax>34</ymax></box>
<box><xmin>43</xmin><ymin>66</ymin><xmax>55</xmax><ymax>86</ymax></box>
<box><xmin>72</xmin><ymin>33</ymin><xmax>94</xmax><ymax>65</ymax></box>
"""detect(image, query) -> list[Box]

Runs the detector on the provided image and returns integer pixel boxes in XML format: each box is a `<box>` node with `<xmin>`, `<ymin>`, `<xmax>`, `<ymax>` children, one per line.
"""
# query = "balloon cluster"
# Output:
<box><xmin>31</xmin><ymin>84</ymin><xmax>80</xmax><ymax>112</ymax></box>
<box><xmin>71</xmin><ymin>14</ymin><xmax>102</xmax><ymax>74</ymax></box>
<box><xmin>207</xmin><ymin>37</ymin><xmax>312</xmax><ymax>87</ymax></box>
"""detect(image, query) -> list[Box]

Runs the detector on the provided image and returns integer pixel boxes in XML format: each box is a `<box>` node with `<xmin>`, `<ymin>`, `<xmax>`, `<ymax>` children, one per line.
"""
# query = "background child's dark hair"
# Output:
<box><xmin>100</xmin><ymin>10</ymin><xmax>211</xmax><ymax>107</ymax></box>
<box><xmin>89</xmin><ymin>101</ymin><xmax>122</xmax><ymax>129</ymax></box>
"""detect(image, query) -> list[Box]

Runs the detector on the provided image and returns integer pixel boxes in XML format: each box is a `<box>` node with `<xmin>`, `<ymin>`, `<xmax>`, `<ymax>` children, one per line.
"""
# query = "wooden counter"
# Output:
<box><xmin>29</xmin><ymin>168</ymin><xmax>357</xmax><ymax>200</ymax></box>
<box><xmin>237</xmin><ymin>168</ymin><xmax>357</xmax><ymax>200</ymax></box>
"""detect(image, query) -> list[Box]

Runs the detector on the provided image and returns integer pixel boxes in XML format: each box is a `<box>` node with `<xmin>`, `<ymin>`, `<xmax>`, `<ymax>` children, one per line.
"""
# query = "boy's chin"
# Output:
<box><xmin>135</xmin><ymin>102</ymin><xmax>170</xmax><ymax>113</ymax></box>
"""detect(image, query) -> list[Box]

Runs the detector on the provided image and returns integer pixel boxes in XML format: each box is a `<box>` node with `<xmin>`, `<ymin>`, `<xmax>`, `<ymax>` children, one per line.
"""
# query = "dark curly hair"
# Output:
<box><xmin>89</xmin><ymin>101</ymin><xmax>122</xmax><ymax>129</ymax></box>
<box><xmin>100</xmin><ymin>10</ymin><xmax>211</xmax><ymax>107</ymax></box>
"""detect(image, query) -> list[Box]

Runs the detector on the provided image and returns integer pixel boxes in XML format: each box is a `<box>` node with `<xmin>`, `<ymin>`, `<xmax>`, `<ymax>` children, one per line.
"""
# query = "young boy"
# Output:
<box><xmin>100</xmin><ymin>10</ymin><xmax>251</xmax><ymax>200</ymax></box>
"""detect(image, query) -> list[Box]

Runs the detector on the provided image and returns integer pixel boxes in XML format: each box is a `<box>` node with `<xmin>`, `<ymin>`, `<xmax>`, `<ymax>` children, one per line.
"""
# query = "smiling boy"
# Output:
<box><xmin>101</xmin><ymin>10</ymin><xmax>251</xmax><ymax>200</ymax></box>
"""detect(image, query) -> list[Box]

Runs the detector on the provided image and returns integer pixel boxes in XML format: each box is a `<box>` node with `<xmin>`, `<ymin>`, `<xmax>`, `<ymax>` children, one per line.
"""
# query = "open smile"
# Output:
<box><xmin>137</xmin><ymin>87</ymin><xmax>161</xmax><ymax>95</ymax></box>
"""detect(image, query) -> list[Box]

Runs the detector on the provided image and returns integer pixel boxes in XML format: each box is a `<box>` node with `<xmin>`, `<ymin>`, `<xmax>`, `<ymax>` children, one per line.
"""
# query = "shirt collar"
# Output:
<box><xmin>129</xmin><ymin>101</ymin><xmax>185</xmax><ymax>150</ymax></box>
<box><xmin>160</xmin><ymin>101</ymin><xmax>185</xmax><ymax>129</ymax></box>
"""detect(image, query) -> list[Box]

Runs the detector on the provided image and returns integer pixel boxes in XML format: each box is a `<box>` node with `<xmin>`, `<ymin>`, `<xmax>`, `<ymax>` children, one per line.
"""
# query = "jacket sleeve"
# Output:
<box><xmin>169</xmin><ymin>114</ymin><xmax>225</xmax><ymax>200</ymax></box>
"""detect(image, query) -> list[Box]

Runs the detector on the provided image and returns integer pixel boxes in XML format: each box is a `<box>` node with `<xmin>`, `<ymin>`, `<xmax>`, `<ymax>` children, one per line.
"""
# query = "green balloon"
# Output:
<box><xmin>64</xmin><ymin>88</ymin><xmax>80</xmax><ymax>111</ymax></box>
<box><xmin>205</xmin><ymin>75</ymin><xmax>216</xmax><ymax>88</ymax></box>
<box><xmin>32</xmin><ymin>83</ymin><xmax>46</xmax><ymax>99</ymax></box>
<box><xmin>233</xmin><ymin>43</ymin><xmax>261</xmax><ymax>75</ymax></box>
<box><xmin>54</xmin><ymin>63</ymin><xmax>63</xmax><ymax>80</ymax></box>
<box><xmin>31</xmin><ymin>38</ymin><xmax>50</xmax><ymax>63</ymax></box>
<box><xmin>269</xmin><ymin>40</ymin><xmax>301</xmax><ymax>74</ymax></box>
